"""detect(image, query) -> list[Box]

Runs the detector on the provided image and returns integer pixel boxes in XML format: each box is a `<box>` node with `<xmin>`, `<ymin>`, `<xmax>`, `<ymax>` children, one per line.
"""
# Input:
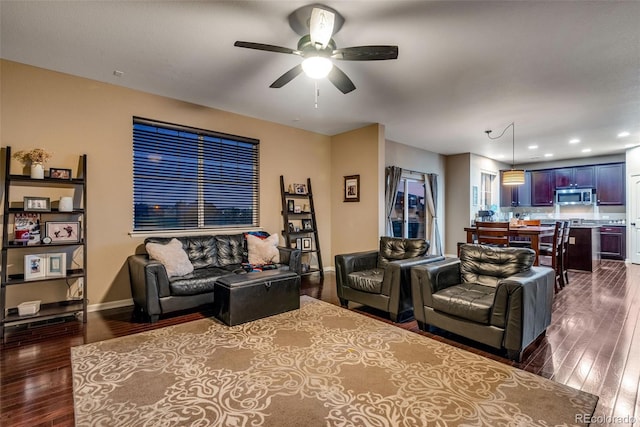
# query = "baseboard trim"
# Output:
<box><xmin>323</xmin><ymin>266</ymin><xmax>335</xmax><ymax>272</ymax></box>
<box><xmin>88</xmin><ymin>299</ymin><xmax>134</xmax><ymax>313</ymax></box>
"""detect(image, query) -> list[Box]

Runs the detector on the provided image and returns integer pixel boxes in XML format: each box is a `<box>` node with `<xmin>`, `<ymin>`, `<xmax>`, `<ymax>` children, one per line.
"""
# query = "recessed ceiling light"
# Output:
<box><xmin>581</xmin><ymin>148</ymin><xmax>592</xmax><ymax>153</ymax></box>
<box><xmin>617</xmin><ymin>131</ymin><xmax>630</xmax><ymax>138</ymax></box>
<box><xmin>544</xmin><ymin>153</ymin><xmax>553</xmax><ymax>157</ymax></box>
<box><xmin>569</xmin><ymin>138</ymin><xmax>580</xmax><ymax>144</ymax></box>
<box><xmin>528</xmin><ymin>145</ymin><xmax>538</xmax><ymax>149</ymax></box>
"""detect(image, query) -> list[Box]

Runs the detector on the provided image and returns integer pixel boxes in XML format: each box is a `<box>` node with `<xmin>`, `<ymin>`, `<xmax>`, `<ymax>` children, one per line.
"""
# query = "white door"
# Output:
<box><xmin>630</xmin><ymin>174</ymin><xmax>640</xmax><ymax>264</ymax></box>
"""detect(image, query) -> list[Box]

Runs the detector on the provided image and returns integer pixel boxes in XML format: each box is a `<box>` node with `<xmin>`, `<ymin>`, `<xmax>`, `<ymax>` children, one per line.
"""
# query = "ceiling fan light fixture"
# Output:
<box><xmin>302</xmin><ymin>56</ymin><xmax>333</xmax><ymax>79</ymax></box>
<box><xmin>309</xmin><ymin>7</ymin><xmax>335</xmax><ymax>48</ymax></box>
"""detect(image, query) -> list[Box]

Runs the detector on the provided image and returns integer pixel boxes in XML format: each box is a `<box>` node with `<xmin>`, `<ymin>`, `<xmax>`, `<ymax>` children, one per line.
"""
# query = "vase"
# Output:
<box><xmin>59</xmin><ymin>196</ymin><xmax>73</xmax><ymax>212</ymax></box>
<box><xmin>30</xmin><ymin>163</ymin><xmax>44</xmax><ymax>179</ymax></box>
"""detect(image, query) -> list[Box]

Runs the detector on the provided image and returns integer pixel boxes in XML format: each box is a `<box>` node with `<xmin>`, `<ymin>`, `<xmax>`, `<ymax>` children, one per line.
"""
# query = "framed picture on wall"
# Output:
<box><xmin>301</xmin><ymin>219</ymin><xmax>313</xmax><ymax>230</ymax></box>
<box><xmin>344</xmin><ymin>175</ymin><xmax>360</xmax><ymax>202</ymax></box>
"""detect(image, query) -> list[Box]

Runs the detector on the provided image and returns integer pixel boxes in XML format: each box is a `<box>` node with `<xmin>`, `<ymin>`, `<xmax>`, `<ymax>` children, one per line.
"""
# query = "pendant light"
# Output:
<box><xmin>485</xmin><ymin>122</ymin><xmax>525</xmax><ymax>186</ymax></box>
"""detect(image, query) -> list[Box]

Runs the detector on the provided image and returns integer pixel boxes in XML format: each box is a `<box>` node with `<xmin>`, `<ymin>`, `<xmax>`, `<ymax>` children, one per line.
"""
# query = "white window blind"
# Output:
<box><xmin>132</xmin><ymin>117</ymin><xmax>259</xmax><ymax>231</ymax></box>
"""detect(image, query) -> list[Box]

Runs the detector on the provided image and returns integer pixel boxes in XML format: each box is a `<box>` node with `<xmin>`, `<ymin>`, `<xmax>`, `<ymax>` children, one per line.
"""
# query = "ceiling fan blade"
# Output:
<box><xmin>309</xmin><ymin>7</ymin><xmax>335</xmax><ymax>48</ymax></box>
<box><xmin>234</xmin><ymin>41</ymin><xmax>299</xmax><ymax>55</ymax></box>
<box><xmin>327</xmin><ymin>65</ymin><xmax>356</xmax><ymax>94</ymax></box>
<box><xmin>332</xmin><ymin>46</ymin><xmax>399</xmax><ymax>61</ymax></box>
<box><xmin>270</xmin><ymin>64</ymin><xmax>303</xmax><ymax>88</ymax></box>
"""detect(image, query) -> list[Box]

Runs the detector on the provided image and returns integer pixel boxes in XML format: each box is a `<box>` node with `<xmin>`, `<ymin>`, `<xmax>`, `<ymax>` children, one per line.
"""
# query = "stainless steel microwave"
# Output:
<box><xmin>556</xmin><ymin>188</ymin><xmax>595</xmax><ymax>205</ymax></box>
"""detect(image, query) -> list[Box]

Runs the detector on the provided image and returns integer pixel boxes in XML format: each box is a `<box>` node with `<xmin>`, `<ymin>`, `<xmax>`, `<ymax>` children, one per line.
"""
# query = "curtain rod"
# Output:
<box><xmin>396</xmin><ymin>166</ymin><xmax>438</xmax><ymax>177</ymax></box>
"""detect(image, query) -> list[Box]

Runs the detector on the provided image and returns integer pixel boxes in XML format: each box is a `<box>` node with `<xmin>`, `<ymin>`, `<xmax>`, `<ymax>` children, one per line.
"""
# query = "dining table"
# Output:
<box><xmin>463</xmin><ymin>224</ymin><xmax>556</xmax><ymax>266</ymax></box>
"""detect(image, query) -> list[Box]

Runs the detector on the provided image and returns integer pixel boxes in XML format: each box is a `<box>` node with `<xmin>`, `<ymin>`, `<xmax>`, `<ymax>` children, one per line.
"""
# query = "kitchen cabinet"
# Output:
<box><xmin>596</xmin><ymin>163</ymin><xmax>625</xmax><ymax>205</ymax></box>
<box><xmin>554</xmin><ymin>166</ymin><xmax>594</xmax><ymax>188</ymax></box>
<box><xmin>567</xmin><ymin>226</ymin><xmax>600</xmax><ymax>272</ymax></box>
<box><xmin>500</xmin><ymin>170</ymin><xmax>531</xmax><ymax>207</ymax></box>
<box><xmin>531</xmin><ymin>170</ymin><xmax>555</xmax><ymax>206</ymax></box>
<box><xmin>599</xmin><ymin>226</ymin><xmax>626</xmax><ymax>260</ymax></box>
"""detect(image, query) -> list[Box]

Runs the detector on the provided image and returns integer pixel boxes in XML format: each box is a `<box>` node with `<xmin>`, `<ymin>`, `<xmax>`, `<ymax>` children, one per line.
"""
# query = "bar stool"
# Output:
<box><xmin>539</xmin><ymin>221</ymin><xmax>563</xmax><ymax>293</ymax></box>
<box><xmin>560</xmin><ymin>221</ymin><xmax>571</xmax><ymax>288</ymax></box>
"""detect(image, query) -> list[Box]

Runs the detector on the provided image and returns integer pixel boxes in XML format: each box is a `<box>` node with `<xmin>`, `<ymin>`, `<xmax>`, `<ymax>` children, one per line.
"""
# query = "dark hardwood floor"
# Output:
<box><xmin>2</xmin><ymin>260</ymin><xmax>639</xmax><ymax>426</ymax></box>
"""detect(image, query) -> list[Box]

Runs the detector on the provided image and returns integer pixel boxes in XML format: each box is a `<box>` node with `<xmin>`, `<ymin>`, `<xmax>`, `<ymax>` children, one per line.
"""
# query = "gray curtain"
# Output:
<box><xmin>424</xmin><ymin>173</ymin><xmax>442</xmax><ymax>256</ymax></box>
<box><xmin>385</xmin><ymin>166</ymin><xmax>402</xmax><ymax>236</ymax></box>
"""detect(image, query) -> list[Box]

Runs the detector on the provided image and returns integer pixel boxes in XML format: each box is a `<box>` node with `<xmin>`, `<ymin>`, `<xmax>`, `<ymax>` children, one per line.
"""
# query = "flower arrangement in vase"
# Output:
<box><xmin>13</xmin><ymin>148</ymin><xmax>52</xmax><ymax>179</ymax></box>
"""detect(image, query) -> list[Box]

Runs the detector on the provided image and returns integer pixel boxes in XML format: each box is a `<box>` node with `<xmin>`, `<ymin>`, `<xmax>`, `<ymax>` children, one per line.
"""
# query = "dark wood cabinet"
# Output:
<box><xmin>555</xmin><ymin>166</ymin><xmax>594</xmax><ymax>188</ymax></box>
<box><xmin>567</xmin><ymin>227</ymin><xmax>600</xmax><ymax>272</ymax></box>
<box><xmin>531</xmin><ymin>170</ymin><xmax>555</xmax><ymax>206</ymax></box>
<box><xmin>596</xmin><ymin>163</ymin><xmax>625</xmax><ymax>205</ymax></box>
<box><xmin>600</xmin><ymin>226</ymin><xmax>626</xmax><ymax>260</ymax></box>
<box><xmin>500</xmin><ymin>170</ymin><xmax>531</xmax><ymax>207</ymax></box>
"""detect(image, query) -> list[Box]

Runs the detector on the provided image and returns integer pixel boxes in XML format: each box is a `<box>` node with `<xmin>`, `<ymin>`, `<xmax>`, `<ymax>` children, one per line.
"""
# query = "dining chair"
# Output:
<box><xmin>509</xmin><ymin>219</ymin><xmax>542</xmax><ymax>248</ymax></box>
<box><xmin>539</xmin><ymin>221</ymin><xmax>563</xmax><ymax>293</ymax></box>
<box><xmin>475</xmin><ymin>221</ymin><xmax>510</xmax><ymax>247</ymax></box>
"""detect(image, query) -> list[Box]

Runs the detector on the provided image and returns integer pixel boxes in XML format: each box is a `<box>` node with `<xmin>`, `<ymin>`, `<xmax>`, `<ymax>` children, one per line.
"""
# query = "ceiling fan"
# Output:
<box><xmin>234</xmin><ymin>4</ymin><xmax>398</xmax><ymax>94</ymax></box>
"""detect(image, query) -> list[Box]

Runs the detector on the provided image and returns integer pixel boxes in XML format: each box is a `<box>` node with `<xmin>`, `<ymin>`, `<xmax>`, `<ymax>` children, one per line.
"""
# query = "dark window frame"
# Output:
<box><xmin>132</xmin><ymin>117</ymin><xmax>259</xmax><ymax>232</ymax></box>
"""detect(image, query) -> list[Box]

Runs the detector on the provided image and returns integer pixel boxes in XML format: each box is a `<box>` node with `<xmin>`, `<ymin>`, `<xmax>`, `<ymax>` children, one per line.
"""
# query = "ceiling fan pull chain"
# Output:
<box><xmin>314</xmin><ymin>80</ymin><xmax>319</xmax><ymax>109</ymax></box>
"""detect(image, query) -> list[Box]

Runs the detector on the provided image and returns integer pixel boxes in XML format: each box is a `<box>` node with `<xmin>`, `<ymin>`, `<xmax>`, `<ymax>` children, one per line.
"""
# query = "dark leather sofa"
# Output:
<box><xmin>128</xmin><ymin>234</ymin><xmax>301</xmax><ymax>322</ymax></box>
<box><xmin>335</xmin><ymin>237</ymin><xmax>445</xmax><ymax>322</ymax></box>
<box><xmin>411</xmin><ymin>244</ymin><xmax>554</xmax><ymax>361</ymax></box>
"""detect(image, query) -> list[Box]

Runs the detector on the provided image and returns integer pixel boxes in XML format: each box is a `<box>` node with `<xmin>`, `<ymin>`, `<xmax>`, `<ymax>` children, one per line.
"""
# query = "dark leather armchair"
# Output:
<box><xmin>335</xmin><ymin>237</ymin><xmax>444</xmax><ymax>322</ymax></box>
<box><xmin>411</xmin><ymin>244</ymin><xmax>554</xmax><ymax>361</ymax></box>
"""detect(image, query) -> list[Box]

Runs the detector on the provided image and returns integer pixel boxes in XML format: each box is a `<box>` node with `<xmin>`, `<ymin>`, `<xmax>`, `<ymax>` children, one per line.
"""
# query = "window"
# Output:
<box><xmin>480</xmin><ymin>172</ymin><xmax>496</xmax><ymax>209</ymax></box>
<box><xmin>132</xmin><ymin>118</ymin><xmax>259</xmax><ymax>232</ymax></box>
<box><xmin>391</xmin><ymin>174</ymin><xmax>425</xmax><ymax>239</ymax></box>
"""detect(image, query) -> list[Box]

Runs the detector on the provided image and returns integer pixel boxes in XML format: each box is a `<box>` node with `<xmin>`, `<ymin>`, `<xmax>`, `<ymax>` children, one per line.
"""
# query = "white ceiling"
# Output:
<box><xmin>1</xmin><ymin>1</ymin><xmax>639</xmax><ymax>164</ymax></box>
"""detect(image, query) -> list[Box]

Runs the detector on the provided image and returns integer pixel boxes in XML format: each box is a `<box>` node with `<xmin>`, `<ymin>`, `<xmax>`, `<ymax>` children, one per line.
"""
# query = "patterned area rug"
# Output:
<box><xmin>72</xmin><ymin>296</ymin><xmax>597</xmax><ymax>426</ymax></box>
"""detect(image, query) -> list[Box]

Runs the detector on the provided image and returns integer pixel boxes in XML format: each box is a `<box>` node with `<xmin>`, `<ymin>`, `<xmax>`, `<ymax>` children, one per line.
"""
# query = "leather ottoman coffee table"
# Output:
<box><xmin>213</xmin><ymin>270</ymin><xmax>300</xmax><ymax>326</ymax></box>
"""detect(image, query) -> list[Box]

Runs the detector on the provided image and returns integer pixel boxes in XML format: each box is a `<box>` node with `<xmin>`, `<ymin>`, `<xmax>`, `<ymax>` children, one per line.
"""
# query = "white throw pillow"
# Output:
<box><xmin>247</xmin><ymin>233</ymin><xmax>280</xmax><ymax>265</ymax></box>
<box><xmin>146</xmin><ymin>238</ymin><xmax>194</xmax><ymax>277</ymax></box>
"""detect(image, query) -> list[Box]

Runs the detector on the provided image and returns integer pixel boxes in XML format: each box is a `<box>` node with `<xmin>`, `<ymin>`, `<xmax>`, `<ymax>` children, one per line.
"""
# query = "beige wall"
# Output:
<box><xmin>1</xmin><ymin>59</ymin><xmax>333</xmax><ymax>307</ymax></box>
<box><xmin>444</xmin><ymin>153</ymin><xmax>471</xmax><ymax>255</ymax></box>
<box><xmin>330</xmin><ymin>124</ymin><xmax>384</xmax><ymax>257</ymax></box>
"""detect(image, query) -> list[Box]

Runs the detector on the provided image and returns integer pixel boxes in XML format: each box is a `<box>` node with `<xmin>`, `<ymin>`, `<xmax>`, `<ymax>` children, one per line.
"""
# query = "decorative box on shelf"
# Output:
<box><xmin>18</xmin><ymin>300</ymin><xmax>41</xmax><ymax>316</ymax></box>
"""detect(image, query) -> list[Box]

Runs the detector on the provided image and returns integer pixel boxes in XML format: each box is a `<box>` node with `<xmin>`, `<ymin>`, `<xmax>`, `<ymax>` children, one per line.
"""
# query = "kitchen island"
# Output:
<box><xmin>567</xmin><ymin>225</ymin><xmax>601</xmax><ymax>272</ymax></box>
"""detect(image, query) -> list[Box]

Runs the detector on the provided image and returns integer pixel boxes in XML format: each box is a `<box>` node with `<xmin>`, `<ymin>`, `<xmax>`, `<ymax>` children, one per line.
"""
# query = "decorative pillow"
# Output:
<box><xmin>247</xmin><ymin>233</ymin><xmax>280</xmax><ymax>265</ymax></box>
<box><xmin>146</xmin><ymin>238</ymin><xmax>194</xmax><ymax>277</ymax></box>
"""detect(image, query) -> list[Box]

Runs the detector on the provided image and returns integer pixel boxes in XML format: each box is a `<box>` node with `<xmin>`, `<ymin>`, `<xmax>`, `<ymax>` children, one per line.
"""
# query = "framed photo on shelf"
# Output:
<box><xmin>287</xmin><ymin>200</ymin><xmax>295</xmax><ymax>212</ymax></box>
<box><xmin>45</xmin><ymin>221</ymin><xmax>80</xmax><ymax>243</ymax></box>
<box><xmin>49</xmin><ymin>168</ymin><xmax>72</xmax><ymax>180</ymax></box>
<box><xmin>301</xmin><ymin>219</ymin><xmax>313</xmax><ymax>231</ymax></box>
<box><xmin>288</xmin><ymin>222</ymin><xmax>295</xmax><ymax>232</ymax></box>
<box><xmin>302</xmin><ymin>237</ymin><xmax>312</xmax><ymax>250</ymax></box>
<box><xmin>46</xmin><ymin>253</ymin><xmax>67</xmax><ymax>277</ymax></box>
<box><xmin>294</xmin><ymin>205</ymin><xmax>302</xmax><ymax>213</ymax></box>
<box><xmin>344</xmin><ymin>175</ymin><xmax>360</xmax><ymax>202</ymax></box>
<box><xmin>293</xmin><ymin>183</ymin><xmax>307</xmax><ymax>194</ymax></box>
<box><xmin>24</xmin><ymin>254</ymin><xmax>46</xmax><ymax>280</ymax></box>
<box><xmin>24</xmin><ymin>196</ymin><xmax>51</xmax><ymax>212</ymax></box>
<box><xmin>295</xmin><ymin>238</ymin><xmax>302</xmax><ymax>249</ymax></box>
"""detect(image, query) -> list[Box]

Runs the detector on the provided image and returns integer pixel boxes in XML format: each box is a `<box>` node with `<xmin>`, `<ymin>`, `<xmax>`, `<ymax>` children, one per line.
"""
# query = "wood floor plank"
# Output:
<box><xmin>2</xmin><ymin>260</ymin><xmax>639</xmax><ymax>425</ymax></box>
